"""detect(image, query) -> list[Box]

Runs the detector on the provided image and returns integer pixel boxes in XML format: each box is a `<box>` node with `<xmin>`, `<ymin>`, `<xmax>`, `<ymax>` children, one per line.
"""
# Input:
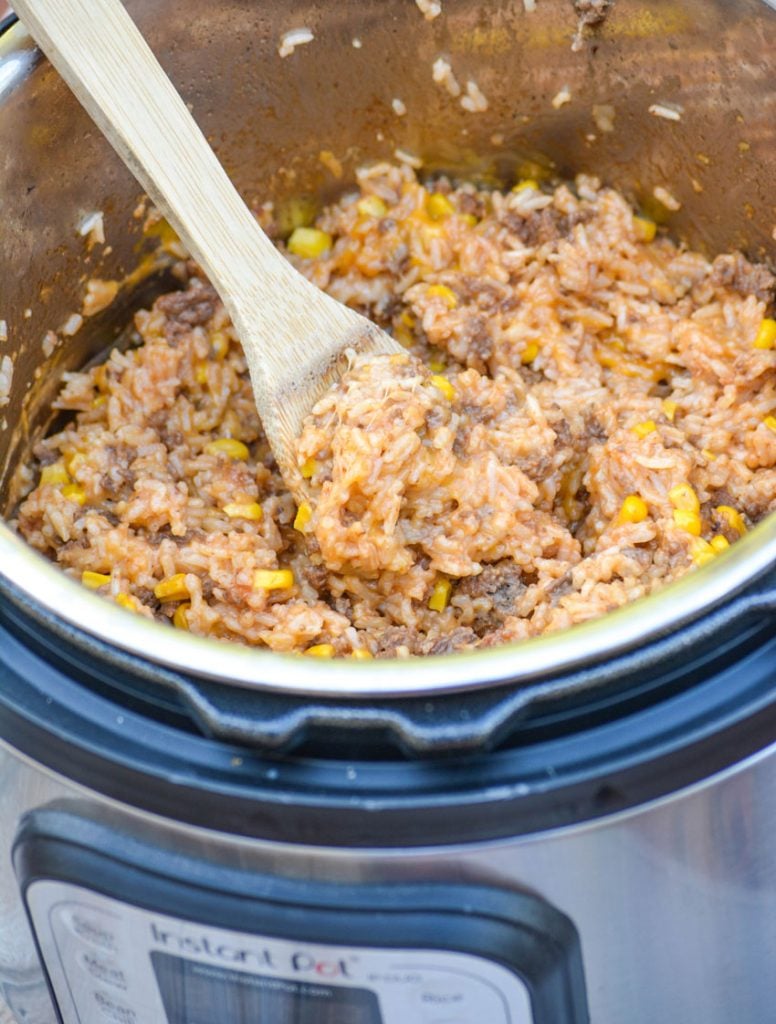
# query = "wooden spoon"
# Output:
<box><xmin>13</xmin><ymin>0</ymin><xmax>401</xmax><ymax>492</ymax></box>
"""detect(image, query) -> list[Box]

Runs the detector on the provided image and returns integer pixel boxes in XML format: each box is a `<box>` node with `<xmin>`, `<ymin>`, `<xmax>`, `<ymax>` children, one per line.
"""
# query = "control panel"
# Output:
<box><xmin>14</xmin><ymin>811</ymin><xmax>589</xmax><ymax>1024</ymax></box>
<box><xmin>27</xmin><ymin>881</ymin><xmax>533</xmax><ymax>1024</ymax></box>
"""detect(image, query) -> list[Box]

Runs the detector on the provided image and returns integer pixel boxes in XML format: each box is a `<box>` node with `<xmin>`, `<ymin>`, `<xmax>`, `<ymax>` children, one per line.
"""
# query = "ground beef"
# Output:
<box><xmin>710</xmin><ymin>253</ymin><xmax>775</xmax><ymax>305</ymax></box>
<box><xmin>423</xmin><ymin>627</ymin><xmax>478</xmax><ymax>655</ymax></box>
<box><xmin>457</xmin><ymin>562</ymin><xmax>527</xmax><ymax>612</ymax></box>
<box><xmin>374</xmin><ymin>626</ymin><xmax>425</xmax><ymax>658</ymax></box>
<box><xmin>300</xmin><ymin>562</ymin><xmax>329</xmax><ymax>592</ymax></box>
<box><xmin>502</xmin><ymin>207</ymin><xmax>590</xmax><ymax>247</ymax></box>
<box><xmin>156</xmin><ymin>279</ymin><xmax>218</xmax><ymax>338</ymax></box>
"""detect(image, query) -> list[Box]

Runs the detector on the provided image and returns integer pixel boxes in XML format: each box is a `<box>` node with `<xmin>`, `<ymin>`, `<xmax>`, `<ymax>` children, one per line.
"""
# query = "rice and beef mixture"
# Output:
<box><xmin>16</xmin><ymin>163</ymin><xmax>776</xmax><ymax>657</ymax></box>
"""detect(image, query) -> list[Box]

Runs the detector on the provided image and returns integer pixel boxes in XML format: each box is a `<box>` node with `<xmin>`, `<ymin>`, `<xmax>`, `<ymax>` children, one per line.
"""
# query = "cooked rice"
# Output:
<box><xmin>415</xmin><ymin>0</ymin><xmax>442</xmax><ymax>19</ymax></box>
<box><xmin>649</xmin><ymin>103</ymin><xmax>683</xmax><ymax>122</ymax></box>
<box><xmin>460</xmin><ymin>79</ymin><xmax>488</xmax><ymax>114</ymax></box>
<box><xmin>278</xmin><ymin>28</ymin><xmax>314</xmax><ymax>59</ymax></box>
<box><xmin>16</xmin><ymin>163</ymin><xmax>776</xmax><ymax>658</ymax></box>
<box><xmin>0</xmin><ymin>355</ymin><xmax>12</xmax><ymax>408</ymax></box>
<box><xmin>432</xmin><ymin>57</ymin><xmax>461</xmax><ymax>99</ymax></box>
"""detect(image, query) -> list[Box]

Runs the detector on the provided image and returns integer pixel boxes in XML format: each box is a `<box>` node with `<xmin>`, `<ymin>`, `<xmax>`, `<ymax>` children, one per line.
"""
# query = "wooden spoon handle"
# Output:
<box><xmin>12</xmin><ymin>0</ymin><xmax>306</xmax><ymax>328</ymax></box>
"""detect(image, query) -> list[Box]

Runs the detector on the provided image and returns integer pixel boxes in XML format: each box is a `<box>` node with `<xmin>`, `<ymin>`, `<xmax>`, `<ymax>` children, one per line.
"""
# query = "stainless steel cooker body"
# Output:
<box><xmin>1</xmin><ymin>730</ymin><xmax>776</xmax><ymax>1024</ymax></box>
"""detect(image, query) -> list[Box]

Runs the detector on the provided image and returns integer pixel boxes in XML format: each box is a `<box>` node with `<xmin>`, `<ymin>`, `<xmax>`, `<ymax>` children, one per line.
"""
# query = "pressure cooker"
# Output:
<box><xmin>0</xmin><ymin>1</ymin><xmax>775</xmax><ymax>1022</ymax></box>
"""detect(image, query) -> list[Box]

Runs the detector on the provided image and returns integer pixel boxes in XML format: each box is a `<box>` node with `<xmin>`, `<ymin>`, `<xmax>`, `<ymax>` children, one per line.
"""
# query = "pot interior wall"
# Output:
<box><xmin>1</xmin><ymin>0</ymin><xmax>774</xmax><ymax>505</ymax></box>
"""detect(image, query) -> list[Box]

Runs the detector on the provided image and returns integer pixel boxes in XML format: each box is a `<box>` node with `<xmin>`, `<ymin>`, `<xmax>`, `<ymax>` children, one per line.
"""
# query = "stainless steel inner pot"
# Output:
<box><xmin>0</xmin><ymin>0</ymin><xmax>775</xmax><ymax>697</ymax></box>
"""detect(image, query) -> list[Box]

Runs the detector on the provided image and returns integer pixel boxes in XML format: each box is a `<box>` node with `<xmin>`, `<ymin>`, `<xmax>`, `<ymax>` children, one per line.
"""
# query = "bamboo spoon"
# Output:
<box><xmin>13</xmin><ymin>0</ymin><xmax>401</xmax><ymax>493</ymax></box>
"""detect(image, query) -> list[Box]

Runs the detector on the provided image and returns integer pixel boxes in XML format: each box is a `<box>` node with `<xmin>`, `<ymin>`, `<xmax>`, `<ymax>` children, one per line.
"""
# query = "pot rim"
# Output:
<box><xmin>2</xmin><ymin>513</ymin><xmax>775</xmax><ymax>698</ymax></box>
<box><xmin>2</xmin><ymin>9</ymin><xmax>775</xmax><ymax>700</ymax></box>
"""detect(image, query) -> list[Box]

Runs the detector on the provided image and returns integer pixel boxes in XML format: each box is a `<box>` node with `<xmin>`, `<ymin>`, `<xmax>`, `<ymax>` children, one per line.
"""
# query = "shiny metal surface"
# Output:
<box><xmin>0</xmin><ymin>0</ymin><xmax>775</xmax><ymax>696</ymax></box>
<box><xmin>2</xmin><ymin>735</ymin><xmax>776</xmax><ymax>1023</ymax></box>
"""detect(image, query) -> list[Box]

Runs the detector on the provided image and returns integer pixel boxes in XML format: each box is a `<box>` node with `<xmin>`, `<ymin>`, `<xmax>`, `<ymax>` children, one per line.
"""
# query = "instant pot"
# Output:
<box><xmin>1</xmin><ymin>1</ymin><xmax>775</xmax><ymax>1022</ymax></box>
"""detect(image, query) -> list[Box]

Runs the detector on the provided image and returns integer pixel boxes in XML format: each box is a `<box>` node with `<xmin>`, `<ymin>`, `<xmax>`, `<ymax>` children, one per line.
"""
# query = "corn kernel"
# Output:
<box><xmin>461</xmin><ymin>214</ymin><xmax>478</xmax><ymax>226</ymax></box>
<box><xmin>287</xmin><ymin>226</ymin><xmax>333</xmax><ymax>259</ymax></box>
<box><xmin>93</xmin><ymin>364</ymin><xmax>109</xmax><ymax>392</ymax></box>
<box><xmin>618</xmin><ymin>494</ymin><xmax>648</xmax><ymax>524</ymax></box>
<box><xmin>204</xmin><ymin>438</ymin><xmax>250</xmax><ymax>460</ymax></box>
<box><xmin>521</xmin><ymin>343</ymin><xmax>539</xmax><ymax>365</ymax></box>
<box><xmin>82</xmin><ymin>570</ymin><xmax>111</xmax><ymax>589</ymax></box>
<box><xmin>91</xmin><ymin>395</ymin><xmax>107</xmax><ymax>408</ymax></box>
<box><xmin>764</xmin><ymin>415</ymin><xmax>776</xmax><ymax>432</ymax></box>
<box><xmin>689</xmin><ymin>537</ymin><xmax>716</xmax><ymax>566</ymax></box>
<box><xmin>61</xmin><ymin>484</ymin><xmax>86</xmax><ymax>506</ymax></box>
<box><xmin>115</xmin><ymin>593</ymin><xmax>138</xmax><ymax>612</ymax></box>
<box><xmin>223</xmin><ymin>502</ymin><xmax>263</xmax><ymax>521</ymax></box>
<box><xmin>293</xmin><ymin>502</ymin><xmax>313</xmax><ymax>533</ymax></box>
<box><xmin>753</xmin><ymin>318</ymin><xmax>776</xmax><ymax>350</ymax></box>
<box><xmin>173</xmin><ymin>603</ymin><xmax>190</xmax><ymax>629</ymax></box>
<box><xmin>195</xmin><ymin>363</ymin><xmax>209</xmax><ymax>385</ymax></box>
<box><xmin>429</xmin><ymin>375</ymin><xmax>455</xmax><ymax>401</ymax></box>
<box><xmin>253</xmin><ymin>568</ymin><xmax>295</xmax><ymax>591</ymax></box>
<box><xmin>350</xmin><ymin>648</ymin><xmax>373</xmax><ymax>660</ymax></box>
<box><xmin>211</xmin><ymin>331</ymin><xmax>230</xmax><ymax>359</ymax></box>
<box><xmin>632</xmin><ymin>420</ymin><xmax>657</xmax><ymax>439</ymax></box>
<box><xmin>668</xmin><ymin>483</ymin><xmax>700</xmax><ymax>513</ymax></box>
<box><xmin>426</xmin><ymin>193</ymin><xmax>456</xmax><ymax>220</ymax></box>
<box><xmin>426</xmin><ymin>284</ymin><xmax>458</xmax><ymax>308</ymax></box>
<box><xmin>154</xmin><ymin>573</ymin><xmax>190</xmax><ymax>602</ymax></box>
<box><xmin>428</xmin><ymin>577</ymin><xmax>452</xmax><ymax>612</ymax></box>
<box><xmin>400</xmin><ymin>310</ymin><xmax>416</xmax><ymax>329</ymax></box>
<box><xmin>305</xmin><ymin>643</ymin><xmax>335</xmax><ymax>658</ymax></box>
<box><xmin>633</xmin><ymin>216</ymin><xmax>657</xmax><ymax>242</ymax></box>
<box><xmin>300</xmin><ymin>457</ymin><xmax>319</xmax><ymax>479</ymax></box>
<box><xmin>673</xmin><ymin>509</ymin><xmax>702</xmax><ymax>535</ymax></box>
<box><xmin>512</xmin><ymin>179</ymin><xmax>539</xmax><ymax>193</ymax></box>
<box><xmin>710</xmin><ymin>534</ymin><xmax>730</xmax><ymax>553</ymax></box>
<box><xmin>661</xmin><ymin>399</ymin><xmax>677</xmax><ymax>421</ymax></box>
<box><xmin>40</xmin><ymin>462</ymin><xmax>70</xmax><ymax>487</ymax></box>
<box><xmin>394</xmin><ymin>325</ymin><xmax>415</xmax><ymax>348</ymax></box>
<box><xmin>715</xmin><ymin>505</ymin><xmax>746</xmax><ymax>535</ymax></box>
<box><xmin>356</xmin><ymin>195</ymin><xmax>387</xmax><ymax>219</ymax></box>
<box><xmin>66</xmin><ymin>452</ymin><xmax>86</xmax><ymax>475</ymax></box>
<box><xmin>701</xmin><ymin>448</ymin><xmax>716</xmax><ymax>461</ymax></box>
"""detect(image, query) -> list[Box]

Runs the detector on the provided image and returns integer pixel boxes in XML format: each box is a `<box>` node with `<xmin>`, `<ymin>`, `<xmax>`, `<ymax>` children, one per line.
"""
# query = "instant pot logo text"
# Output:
<box><xmin>150</xmin><ymin>923</ymin><xmax>355</xmax><ymax>978</ymax></box>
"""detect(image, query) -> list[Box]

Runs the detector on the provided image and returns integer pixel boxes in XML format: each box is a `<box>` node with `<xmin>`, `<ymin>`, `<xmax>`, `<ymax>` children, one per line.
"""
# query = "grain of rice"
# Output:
<box><xmin>391</xmin><ymin>98</ymin><xmax>407</xmax><ymax>117</ymax></box>
<box><xmin>653</xmin><ymin>185</ymin><xmax>682</xmax><ymax>211</ymax></box>
<box><xmin>649</xmin><ymin>102</ymin><xmax>683</xmax><ymax>122</ymax></box>
<box><xmin>592</xmin><ymin>104</ymin><xmax>615</xmax><ymax>133</ymax></box>
<box><xmin>0</xmin><ymin>355</ymin><xmax>12</xmax><ymax>408</ymax></box>
<box><xmin>42</xmin><ymin>331</ymin><xmax>58</xmax><ymax>357</ymax></box>
<box><xmin>432</xmin><ymin>56</ymin><xmax>461</xmax><ymax>98</ymax></box>
<box><xmin>552</xmin><ymin>85</ymin><xmax>572</xmax><ymax>109</ymax></box>
<box><xmin>82</xmin><ymin>279</ymin><xmax>119</xmax><ymax>317</ymax></box>
<box><xmin>460</xmin><ymin>79</ymin><xmax>488</xmax><ymax>113</ymax></box>
<box><xmin>61</xmin><ymin>313</ymin><xmax>84</xmax><ymax>337</ymax></box>
<box><xmin>278</xmin><ymin>27</ymin><xmax>314</xmax><ymax>58</ymax></box>
<box><xmin>0</xmin><ymin>320</ymin><xmax>6</xmax><ymax>343</ymax></box>
<box><xmin>415</xmin><ymin>0</ymin><xmax>442</xmax><ymax>18</ymax></box>
<box><xmin>78</xmin><ymin>211</ymin><xmax>105</xmax><ymax>247</ymax></box>
<box><xmin>394</xmin><ymin>148</ymin><xmax>423</xmax><ymax>169</ymax></box>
